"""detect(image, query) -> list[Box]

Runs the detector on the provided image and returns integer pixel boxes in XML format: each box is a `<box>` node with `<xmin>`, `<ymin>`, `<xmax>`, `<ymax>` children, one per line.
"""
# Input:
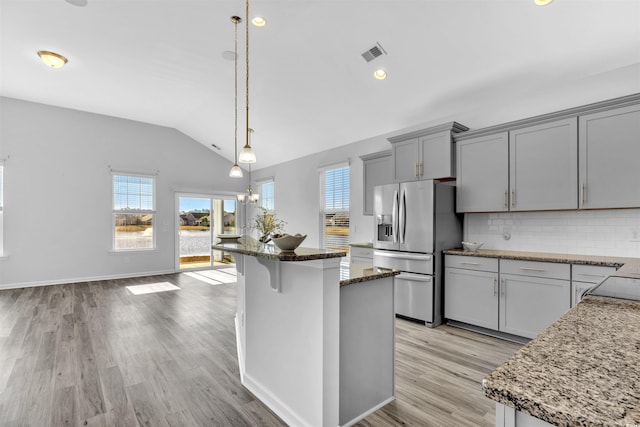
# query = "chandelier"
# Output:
<box><xmin>237</xmin><ymin>154</ymin><xmax>260</xmax><ymax>204</ymax></box>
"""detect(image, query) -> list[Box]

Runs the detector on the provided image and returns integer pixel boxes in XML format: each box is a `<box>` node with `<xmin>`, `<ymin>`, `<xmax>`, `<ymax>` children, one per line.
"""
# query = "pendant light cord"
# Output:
<box><xmin>234</xmin><ymin>18</ymin><xmax>239</xmax><ymax>165</ymax></box>
<box><xmin>245</xmin><ymin>0</ymin><xmax>250</xmax><ymax>149</ymax></box>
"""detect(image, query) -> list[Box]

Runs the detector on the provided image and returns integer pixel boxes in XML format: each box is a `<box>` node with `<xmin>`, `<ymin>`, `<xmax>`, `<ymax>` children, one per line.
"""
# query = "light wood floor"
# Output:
<box><xmin>0</xmin><ymin>273</ymin><xmax>521</xmax><ymax>427</ymax></box>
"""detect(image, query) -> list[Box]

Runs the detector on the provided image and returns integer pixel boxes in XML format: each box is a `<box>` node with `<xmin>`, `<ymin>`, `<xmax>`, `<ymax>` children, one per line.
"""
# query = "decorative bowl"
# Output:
<box><xmin>216</xmin><ymin>234</ymin><xmax>241</xmax><ymax>242</ymax></box>
<box><xmin>272</xmin><ymin>234</ymin><xmax>307</xmax><ymax>252</ymax></box>
<box><xmin>462</xmin><ymin>241</ymin><xmax>483</xmax><ymax>252</ymax></box>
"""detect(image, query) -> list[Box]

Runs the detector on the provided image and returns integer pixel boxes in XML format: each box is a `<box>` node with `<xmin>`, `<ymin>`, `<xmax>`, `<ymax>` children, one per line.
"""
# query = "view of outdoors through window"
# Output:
<box><xmin>113</xmin><ymin>175</ymin><xmax>155</xmax><ymax>250</ymax></box>
<box><xmin>179</xmin><ymin>196</ymin><xmax>237</xmax><ymax>269</ymax></box>
<box><xmin>322</xmin><ymin>165</ymin><xmax>350</xmax><ymax>252</ymax></box>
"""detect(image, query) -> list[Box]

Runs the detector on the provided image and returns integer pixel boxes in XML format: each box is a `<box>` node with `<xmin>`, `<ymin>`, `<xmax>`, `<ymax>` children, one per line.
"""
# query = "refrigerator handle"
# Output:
<box><xmin>392</xmin><ymin>190</ymin><xmax>399</xmax><ymax>244</ymax></box>
<box><xmin>399</xmin><ymin>189</ymin><xmax>407</xmax><ymax>244</ymax></box>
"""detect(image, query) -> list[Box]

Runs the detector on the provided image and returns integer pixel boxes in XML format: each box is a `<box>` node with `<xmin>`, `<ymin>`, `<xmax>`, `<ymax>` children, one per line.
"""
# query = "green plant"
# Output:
<box><xmin>250</xmin><ymin>207</ymin><xmax>286</xmax><ymax>241</ymax></box>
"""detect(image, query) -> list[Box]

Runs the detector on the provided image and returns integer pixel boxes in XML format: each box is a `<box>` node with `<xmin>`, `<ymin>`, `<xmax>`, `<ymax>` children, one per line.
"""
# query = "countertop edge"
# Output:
<box><xmin>442</xmin><ymin>248</ymin><xmax>631</xmax><ymax>269</ymax></box>
<box><xmin>212</xmin><ymin>243</ymin><xmax>346</xmax><ymax>261</ymax></box>
<box><xmin>340</xmin><ymin>269</ymin><xmax>400</xmax><ymax>287</ymax></box>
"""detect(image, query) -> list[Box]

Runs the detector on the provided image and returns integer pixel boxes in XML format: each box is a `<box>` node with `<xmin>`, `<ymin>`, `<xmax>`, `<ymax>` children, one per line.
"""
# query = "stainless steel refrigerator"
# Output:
<box><xmin>373</xmin><ymin>180</ymin><xmax>461</xmax><ymax>326</ymax></box>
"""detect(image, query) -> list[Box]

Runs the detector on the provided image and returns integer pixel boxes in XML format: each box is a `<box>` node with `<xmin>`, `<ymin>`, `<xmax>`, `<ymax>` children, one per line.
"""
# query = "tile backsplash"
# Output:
<box><xmin>465</xmin><ymin>209</ymin><xmax>640</xmax><ymax>257</ymax></box>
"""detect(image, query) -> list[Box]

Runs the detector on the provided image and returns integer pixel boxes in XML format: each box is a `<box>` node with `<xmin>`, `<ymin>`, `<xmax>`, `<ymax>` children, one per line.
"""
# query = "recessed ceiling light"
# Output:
<box><xmin>37</xmin><ymin>51</ymin><xmax>68</xmax><ymax>69</ymax></box>
<box><xmin>374</xmin><ymin>69</ymin><xmax>387</xmax><ymax>80</ymax></box>
<box><xmin>534</xmin><ymin>0</ymin><xmax>553</xmax><ymax>5</ymax></box>
<box><xmin>252</xmin><ymin>16</ymin><xmax>266</xmax><ymax>27</ymax></box>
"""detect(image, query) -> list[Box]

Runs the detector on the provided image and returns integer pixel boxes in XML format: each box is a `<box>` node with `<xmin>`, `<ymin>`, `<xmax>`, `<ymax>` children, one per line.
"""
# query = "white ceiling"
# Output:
<box><xmin>1</xmin><ymin>0</ymin><xmax>639</xmax><ymax>168</ymax></box>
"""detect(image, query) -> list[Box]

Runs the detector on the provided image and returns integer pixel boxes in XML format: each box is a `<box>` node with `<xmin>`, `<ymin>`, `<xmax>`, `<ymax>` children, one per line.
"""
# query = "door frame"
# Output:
<box><xmin>175</xmin><ymin>191</ymin><xmax>244</xmax><ymax>272</ymax></box>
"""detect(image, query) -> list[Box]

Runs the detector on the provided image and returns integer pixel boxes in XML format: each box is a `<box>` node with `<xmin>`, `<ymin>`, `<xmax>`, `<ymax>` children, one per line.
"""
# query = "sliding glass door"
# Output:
<box><xmin>177</xmin><ymin>194</ymin><xmax>238</xmax><ymax>270</ymax></box>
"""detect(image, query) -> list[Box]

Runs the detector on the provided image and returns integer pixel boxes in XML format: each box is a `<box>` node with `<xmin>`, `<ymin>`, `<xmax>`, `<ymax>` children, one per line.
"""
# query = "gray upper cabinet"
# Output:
<box><xmin>389</xmin><ymin>122</ymin><xmax>468</xmax><ymax>183</ymax></box>
<box><xmin>579</xmin><ymin>103</ymin><xmax>640</xmax><ymax>209</ymax></box>
<box><xmin>456</xmin><ymin>132</ymin><xmax>509</xmax><ymax>213</ymax></box>
<box><xmin>360</xmin><ymin>150</ymin><xmax>392</xmax><ymax>215</ymax></box>
<box><xmin>509</xmin><ymin>118</ymin><xmax>578</xmax><ymax>211</ymax></box>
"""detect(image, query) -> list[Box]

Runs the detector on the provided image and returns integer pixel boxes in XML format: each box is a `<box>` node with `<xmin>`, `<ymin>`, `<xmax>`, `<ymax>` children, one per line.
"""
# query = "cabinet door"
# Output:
<box><xmin>509</xmin><ymin>118</ymin><xmax>578</xmax><ymax>211</ymax></box>
<box><xmin>444</xmin><ymin>267</ymin><xmax>499</xmax><ymax>330</ymax></box>
<box><xmin>579</xmin><ymin>104</ymin><xmax>640</xmax><ymax>209</ymax></box>
<box><xmin>419</xmin><ymin>130</ymin><xmax>453</xmax><ymax>179</ymax></box>
<box><xmin>392</xmin><ymin>138</ymin><xmax>419</xmax><ymax>182</ymax></box>
<box><xmin>362</xmin><ymin>153</ymin><xmax>391</xmax><ymax>215</ymax></box>
<box><xmin>499</xmin><ymin>274</ymin><xmax>570</xmax><ymax>339</ymax></box>
<box><xmin>456</xmin><ymin>133</ymin><xmax>509</xmax><ymax>212</ymax></box>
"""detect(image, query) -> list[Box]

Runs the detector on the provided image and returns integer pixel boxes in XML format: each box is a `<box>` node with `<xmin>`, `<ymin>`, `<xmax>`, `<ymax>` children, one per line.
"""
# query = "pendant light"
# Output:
<box><xmin>237</xmin><ymin>160</ymin><xmax>260</xmax><ymax>204</ymax></box>
<box><xmin>229</xmin><ymin>16</ymin><xmax>244</xmax><ymax>178</ymax></box>
<box><xmin>238</xmin><ymin>0</ymin><xmax>257</xmax><ymax>164</ymax></box>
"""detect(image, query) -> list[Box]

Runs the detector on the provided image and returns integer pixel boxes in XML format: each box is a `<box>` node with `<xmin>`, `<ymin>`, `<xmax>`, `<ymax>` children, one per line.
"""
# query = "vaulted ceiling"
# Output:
<box><xmin>2</xmin><ymin>0</ymin><xmax>639</xmax><ymax>168</ymax></box>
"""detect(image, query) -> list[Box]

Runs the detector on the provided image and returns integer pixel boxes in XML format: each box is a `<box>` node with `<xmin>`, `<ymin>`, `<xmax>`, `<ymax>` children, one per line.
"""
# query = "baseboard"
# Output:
<box><xmin>446</xmin><ymin>320</ymin><xmax>531</xmax><ymax>344</ymax></box>
<box><xmin>234</xmin><ymin>315</ymin><xmax>245</xmax><ymax>383</ymax></box>
<box><xmin>241</xmin><ymin>373</ymin><xmax>312</xmax><ymax>427</ymax></box>
<box><xmin>341</xmin><ymin>396</ymin><xmax>395</xmax><ymax>427</ymax></box>
<box><xmin>0</xmin><ymin>269</ymin><xmax>176</xmax><ymax>290</ymax></box>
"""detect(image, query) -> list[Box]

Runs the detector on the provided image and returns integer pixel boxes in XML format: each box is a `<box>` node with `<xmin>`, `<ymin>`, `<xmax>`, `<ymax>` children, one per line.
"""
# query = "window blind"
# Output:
<box><xmin>320</xmin><ymin>165</ymin><xmax>350</xmax><ymax>252</ymax></box>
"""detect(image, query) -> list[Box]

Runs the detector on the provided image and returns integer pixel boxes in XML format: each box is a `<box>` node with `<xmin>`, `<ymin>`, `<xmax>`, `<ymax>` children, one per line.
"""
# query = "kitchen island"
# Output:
<box><xmin>212</xmin><ymin>238</ymin><xmax>399</xmax><ymax>427</ymax></box>
<box><xmin>483</xmin><ymin>274</ymin><xmax>640</xmax><ymax>426</ymax></box>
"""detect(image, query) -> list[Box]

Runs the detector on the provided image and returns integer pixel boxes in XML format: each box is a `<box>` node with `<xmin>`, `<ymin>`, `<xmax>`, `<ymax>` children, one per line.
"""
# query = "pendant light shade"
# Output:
<box><xmin>239</xmin><ymin>128</ymin><xmax>257</xmax><ymax>163</ymax></box>
<box><xmin>229</xmin><ymin>164</ymin><xmax>243</xmax><ymax>178</ymax></box>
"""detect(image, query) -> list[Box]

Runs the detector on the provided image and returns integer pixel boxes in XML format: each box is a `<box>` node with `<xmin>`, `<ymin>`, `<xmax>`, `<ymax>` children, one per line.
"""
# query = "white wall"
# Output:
<box><xmin>0</xmin><ymin>97</ymin><xmax>248</xmax><ymax>288</ymax></box>
<box><xmin>249</xmin><ymin>133</ymin><xmax>395</xmax><ymax>249</ymax></box>
<box><xmin>465</xmin><ymin>210</ymin><xmax>640</xmax><ymax>258</ymax></box>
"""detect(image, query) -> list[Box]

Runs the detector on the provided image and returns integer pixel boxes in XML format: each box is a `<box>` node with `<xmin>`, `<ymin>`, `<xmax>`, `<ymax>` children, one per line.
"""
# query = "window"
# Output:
<box><xmin>112</xmin><ymin>174</ymin><xmax>156</xmax><ymax>250</ymax></box>
<box><xmin>259</xmin><ymin>179</ymin><xmax>275</xmax><ymax>211</ymax></box>
<box><xmin>320</xmin><ymin>163</ymin><xmax>350</xmax><ymax>252</ymax></box>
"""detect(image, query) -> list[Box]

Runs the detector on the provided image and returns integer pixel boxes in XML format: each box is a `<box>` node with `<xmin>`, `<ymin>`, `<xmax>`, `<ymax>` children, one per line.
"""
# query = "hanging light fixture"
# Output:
<box><xmin>229</xmin><ymin>16</ymin><xmax>244</xmax><ymax>178</ymax></box>
<box><xmin>238</xmin><ymin>0</ymin><xmax>257</xmax><ymax>164</ymax></box>
<box><xmin>237</xmin><ymin>158</ymin><xmax>260</xmax><ymax>204</ymax></box>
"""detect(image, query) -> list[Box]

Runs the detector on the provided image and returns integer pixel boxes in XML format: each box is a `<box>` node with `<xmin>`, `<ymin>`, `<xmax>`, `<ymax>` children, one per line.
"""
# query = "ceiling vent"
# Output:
<box><xmin>361</xmin><ymin>42</ymin><xmax>387</xmax><ymax>63</ymax></box>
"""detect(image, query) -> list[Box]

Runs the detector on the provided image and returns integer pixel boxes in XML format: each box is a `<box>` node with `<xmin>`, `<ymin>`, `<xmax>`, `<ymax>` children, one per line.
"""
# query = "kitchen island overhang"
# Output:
<box><xmin>213</xmin><ymin>238</ymin><xmax>399</xmax><ymax>427</ymax></box>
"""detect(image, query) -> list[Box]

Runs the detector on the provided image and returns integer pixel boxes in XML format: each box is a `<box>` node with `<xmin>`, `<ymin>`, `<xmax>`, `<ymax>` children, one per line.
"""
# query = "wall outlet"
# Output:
<box><xmin>631</xmin><ymin>230</ymin><xmax>640</xmax><ymax>242</ymax></box>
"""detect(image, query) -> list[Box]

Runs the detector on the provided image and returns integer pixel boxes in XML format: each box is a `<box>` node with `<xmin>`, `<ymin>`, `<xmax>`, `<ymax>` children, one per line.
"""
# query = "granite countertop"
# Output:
<box><xmin>483</xmin><ymin>294</ymin><xmax>640</xmax><ymax>426</ymax></box>
<box><xmin>339</xmin><ymin>263</ymin><xmax>399</xmax><ymax>287</ymax></box>
<box><xmin>443</xmin><ymin>248</ymin><xmax>640</xmax><ymax>278</ymax></box>
<box><xmin>212</xmin><ymin>236</ymin><xmax>346</xmax><ymax>261</ymax></box>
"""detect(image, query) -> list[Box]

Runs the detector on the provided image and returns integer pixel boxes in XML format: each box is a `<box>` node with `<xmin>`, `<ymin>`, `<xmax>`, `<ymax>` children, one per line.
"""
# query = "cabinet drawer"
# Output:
<box><xmin>445</xmin><ymin>255</ymin><xmax>498</xmax><ymax>272</ymax></box>
<box><xmin>500</xmin><ymin>259</ymin><xmax>570</xmax><ymax>280</ymax></box>
<box><xmin>350</xmin><ymin>246</ymin><xmax>373</xmax><ymax>259</ymax></box>
<box><xmin>572</xmin><ymin>264</ymin><xmax>616</xmax><ymax>284</ymax></box>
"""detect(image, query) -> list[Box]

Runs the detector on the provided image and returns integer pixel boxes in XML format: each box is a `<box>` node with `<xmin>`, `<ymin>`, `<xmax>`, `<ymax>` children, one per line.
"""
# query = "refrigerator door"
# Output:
<box><xmin>373</xmin><ymin>184</ymin><xmax>400</xmax><ymax>250</ymax></box>
<box><xmin>399</xmin><ymin>180</ymin><xmax>434</xmax><ymax>253</ymax></box>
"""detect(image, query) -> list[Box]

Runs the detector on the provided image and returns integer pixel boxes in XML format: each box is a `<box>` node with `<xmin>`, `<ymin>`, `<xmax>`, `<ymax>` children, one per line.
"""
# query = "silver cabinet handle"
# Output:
<box><xmin>511</xmin><ymin>190</ymin><xmax>515</xmax><ymax>208</ymax></box>
<box><xmin>576</xmin><ymin>273</ymin><xmax>606</xmax><ymax>278</ymax></box>
<box><xmin>493</xmin><ymin>278</ymin><xmax>497</xmax><ymax>296</ymax></box>
<box><xmin>500</xmin><ymin>279</ymin><xmax>505</xmax><ymax>296</ymax></box>
<box><xmin>581</xmin><ymin>184</ymin><xmax>586</xmax><ymax>206</ymax></box>
<box><xmin>520</xmin><ymin>267</ymin><xmax>546</xmax><ymax>272</ymax></box>
<box><xmin>419</xmin><ymin>163</ymin><xmax>423</xmax><ymax>177</ymax></box>
<box><xmin>460</xmin><ymin>261</ymin><xmax>480</xmax><ymax>265</ymax></box>
<box><xmin>503</xmin><ymin>191</ymin><xmax>507</xmax><ymax>209</ymax></box>
<box><xmin>414</xmin><ymin>163</ymin><xmax>419</xmax><ymax>178</ymax></box>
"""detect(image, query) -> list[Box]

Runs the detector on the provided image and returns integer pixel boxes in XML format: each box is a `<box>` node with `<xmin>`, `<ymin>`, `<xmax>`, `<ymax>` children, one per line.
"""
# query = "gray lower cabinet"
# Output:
<box><xmin>509</xmin><ymin>118</ymin><xmax>578</xmax><ymax>211</ymax></box>
<box><xmin>456</xmin><ymin>132</ymin><xmax>509</xmax><ymax>212</ymax></box>
<box><xmin>444</xmin><ymin>255</ymin><xmax>571</xmax><ymax>339</ymax></box>
<box><xmin>571</xmin><ymin>264</ymin><xmax>617</xmax><ymax>306</ymax></box>
<box><xmin>579</xmin><ymin>103</ymin><xmax>640</xmax><ymax>209</ymax></box>
<box><xmin>499</xmin><ymin>274</ymin><xmax>570</xmax><ymax>339</ymax></box>
<box><xmin>360</xmin><ymin>150</ymin><xmax>391</xmax><ymax>215</ymax></box>
<box><xmin>444</xmin><ymin>267</ymin><xmax>498</xmax><ymax>330</ymax></box>
<box><xmin>350</xmin><ymin>245</ymin><xmax>373</xmax><ymax>265</ymax></box>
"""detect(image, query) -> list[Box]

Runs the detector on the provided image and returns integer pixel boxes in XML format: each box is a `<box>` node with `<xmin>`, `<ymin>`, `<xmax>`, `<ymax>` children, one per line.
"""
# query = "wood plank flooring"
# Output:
<box><xmin>0</xmin><ymin>272</ymin><xmax>521</xmax><ymax>426</ymax></box>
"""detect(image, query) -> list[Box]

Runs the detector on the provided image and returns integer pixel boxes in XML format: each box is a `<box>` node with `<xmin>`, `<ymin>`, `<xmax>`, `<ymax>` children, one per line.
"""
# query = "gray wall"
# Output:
<box><xmin>0</xmin><ymin>97</ymin><xmax>247</xmax><ymax>288</ymax></box>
